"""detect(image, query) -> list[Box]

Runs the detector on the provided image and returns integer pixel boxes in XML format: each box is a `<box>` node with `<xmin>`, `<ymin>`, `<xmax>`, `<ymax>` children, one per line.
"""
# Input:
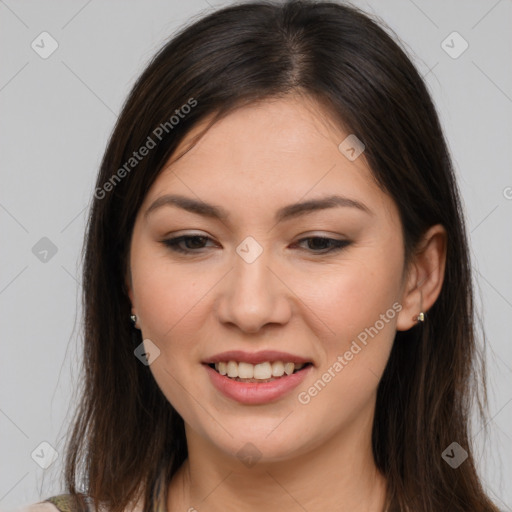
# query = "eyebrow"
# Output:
<box><xmin>144</xmin><ymin>193</ymin><xmax>373</xmax><ymax>223</ymax></box>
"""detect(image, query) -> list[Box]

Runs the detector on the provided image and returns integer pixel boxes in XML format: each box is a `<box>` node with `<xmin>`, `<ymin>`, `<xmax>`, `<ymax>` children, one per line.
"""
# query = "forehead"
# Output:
<box><xmin>142</xmin><ymin>96</ymin><xmax>395</xmax><ymax>223</ymax></box>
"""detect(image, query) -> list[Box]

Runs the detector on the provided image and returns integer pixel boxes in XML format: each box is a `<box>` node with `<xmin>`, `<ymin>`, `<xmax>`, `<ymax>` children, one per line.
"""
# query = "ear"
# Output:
<box><xmin>396</xmin><ymin>224</ymin><xmax>447</xmax><ymax>331</ymax></box>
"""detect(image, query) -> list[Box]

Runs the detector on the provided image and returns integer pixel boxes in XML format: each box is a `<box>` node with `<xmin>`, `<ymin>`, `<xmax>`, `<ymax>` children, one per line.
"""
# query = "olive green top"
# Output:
<box><xmin>41</xmin><ymin>472</ymin><xmax>166</xmax><ymax>512</ymax></box>
<box><xmin>42</xmin><ymin>492</ymin><xmax>165</xmax><ymax>512</ymax></box>
<box><xmin>44</xmin><ymin>495</ymin><xmax>78</xmax><ymax>512</ymax></box>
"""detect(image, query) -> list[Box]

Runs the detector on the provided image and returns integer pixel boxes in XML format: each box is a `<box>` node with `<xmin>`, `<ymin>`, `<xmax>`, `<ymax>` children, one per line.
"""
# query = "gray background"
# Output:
<box><xmin>1</xmin><ymin>0</ymin><xmax>511</xmax><ymax>510</ymax></box>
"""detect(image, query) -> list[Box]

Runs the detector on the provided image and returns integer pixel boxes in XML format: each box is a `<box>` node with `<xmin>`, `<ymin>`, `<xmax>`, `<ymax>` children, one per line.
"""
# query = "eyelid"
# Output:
<box><xmin>295</xmin><ymin>230</ymin><xmax>348</xmax><ymax>239</ymax></box>
<box><xmin>292</xmin><ymin>236</ymin><xmax>351</xmax><ymax>253</ymax></box>
<box><xmin>161</xmin><ymin>231</ymin><xmax>347</xmax><ymax>243</ymax></box>
<box><xmin>161</xmin><ymin>232</ymin><xmax>217</xmax><ymax>248</ymax></box>
<box><xmin>161</xmin><ymin>232</ymin><xmax>351</xmax><ymax>256</ymax></box>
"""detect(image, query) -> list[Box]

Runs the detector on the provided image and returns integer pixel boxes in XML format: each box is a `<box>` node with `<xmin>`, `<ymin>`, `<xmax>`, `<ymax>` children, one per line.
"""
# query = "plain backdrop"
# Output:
<box><xmin>0</xmin><ymin>0</ymin><xmax>511</xmax><ymax>510</ymax></box>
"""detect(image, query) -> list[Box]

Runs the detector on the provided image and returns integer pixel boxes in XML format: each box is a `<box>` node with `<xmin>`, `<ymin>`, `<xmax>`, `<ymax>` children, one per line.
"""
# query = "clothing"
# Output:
<box><xmin>34</xmin><ymin>494</ymin><xmax>163</xmax><ymax>512</ymax></box>
<box><xmin>31</xmin><ymin>471</ymin><xmax>166</xmax><ymax>512</ymax></box>
<box><xmin>43</xmin><ymin>495</ymin><xmax>82</xmax><ymax>512</ymax></box>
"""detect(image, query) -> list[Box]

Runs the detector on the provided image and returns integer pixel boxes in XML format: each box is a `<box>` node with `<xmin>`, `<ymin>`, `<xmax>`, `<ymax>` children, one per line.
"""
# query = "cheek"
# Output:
<box><xmin>130</xmin><ymin>255</ymin><xmax>214</xmax><ymax>416</ymax></box>
<box><xmin>301</xmin><ymin>255</ymin><xmax>403</xmax><ymax>344</ymax></box>
<box><xmin>294</xmin><ymin>252</ymin><xmax>402</xmax><ymax>408</ymax></box>
<box><xmin>131</xmin><ymin>250</ymin><xmax>213</xmax><ymax>341</ymax></box>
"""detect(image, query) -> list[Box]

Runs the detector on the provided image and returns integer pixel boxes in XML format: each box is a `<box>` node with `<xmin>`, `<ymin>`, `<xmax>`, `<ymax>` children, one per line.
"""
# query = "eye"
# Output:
<box><xmin>162</xmin><ymin>235</ymin><xmax>350</xmax><ymax>255</ymax></box>
<box><xmin>293</xmin><ymin>236</ymin><xmax>351</xmax><ymax>254</ymax></box>
<box><xmin>161</xmin><ymin>235</ymin><xmax>216</xmax><ymax>254</ymax></box>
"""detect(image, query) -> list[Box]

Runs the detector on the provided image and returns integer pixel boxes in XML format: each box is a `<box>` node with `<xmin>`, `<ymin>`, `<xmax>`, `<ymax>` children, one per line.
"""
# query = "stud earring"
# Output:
<box><xmin>413</xmin><ymin>290</ymin><xmax>425</xmax><ymax>323</ymax></box>
<box><xmin>130</xmin><ymin>314</ymin><xmax>137</xmax><ymax>325</ymax></box>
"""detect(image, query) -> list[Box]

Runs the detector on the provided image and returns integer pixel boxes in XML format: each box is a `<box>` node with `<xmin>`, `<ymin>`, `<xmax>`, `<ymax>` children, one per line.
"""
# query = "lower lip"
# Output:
<box><xmin>204</xmin><ymin>364</ymin><xmax>313</xmax><ymax>405</ymax></box>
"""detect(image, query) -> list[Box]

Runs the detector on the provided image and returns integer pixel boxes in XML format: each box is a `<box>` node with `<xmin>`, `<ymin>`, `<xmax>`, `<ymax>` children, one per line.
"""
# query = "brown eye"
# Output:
<box><xmin>162</xmin><ymin>235</ymin><xmax>214</xmax><ymax>254</ymax></box>
<box><xmin>294</xmin><ymin>237</ymin><xmax>351</xmax><ymax>254</ymax></box>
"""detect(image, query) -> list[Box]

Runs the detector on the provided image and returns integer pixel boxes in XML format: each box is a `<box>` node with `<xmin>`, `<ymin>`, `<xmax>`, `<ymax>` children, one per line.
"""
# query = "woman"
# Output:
<box><xmin>26</xmin><ymin>0</ymin><xmax>500</xmax><ymax>511</ymax></box>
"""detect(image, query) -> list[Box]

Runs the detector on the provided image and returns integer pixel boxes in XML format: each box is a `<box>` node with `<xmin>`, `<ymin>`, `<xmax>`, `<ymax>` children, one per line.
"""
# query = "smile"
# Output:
<box><xmin>209</xmin><ymin>361</ymin><xmax>310</xmax><ymax>382</ymax></box>
<box><xmin>204</xmin><ymin>362</ymin><xmax>313</xmax><ymax>404</ymax></box>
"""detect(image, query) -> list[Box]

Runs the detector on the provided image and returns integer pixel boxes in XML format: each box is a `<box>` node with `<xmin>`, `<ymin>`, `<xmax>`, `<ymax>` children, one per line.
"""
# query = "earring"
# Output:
<box><xmin>414</xmin><ymin>290</ymin><xmax>425</xmax><ymax>323</ymax></box>
<box><xmin>130</xmin><ymin>314</ymin><xmax>137</xmax><ymax>325</ymax></box>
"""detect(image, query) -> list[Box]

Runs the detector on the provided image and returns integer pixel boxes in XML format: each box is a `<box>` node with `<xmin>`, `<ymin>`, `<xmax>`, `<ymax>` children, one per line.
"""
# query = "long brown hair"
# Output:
<box><xmin>62</xmin><ymin>1</ymin><xmax>499</xmax><ymax>511</ymax></box>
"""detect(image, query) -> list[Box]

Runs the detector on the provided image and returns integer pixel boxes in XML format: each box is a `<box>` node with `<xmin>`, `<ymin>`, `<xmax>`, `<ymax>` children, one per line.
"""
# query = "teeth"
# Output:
<box><xmin>253</xmin><ymin>362</ymin><xmax>272</xmax><ymax>379</ymax></box>
<box><xmin>284</xmin><ymin>362</ymin><xmax>295</xmax><ymax>375</ymax></box>
<box><xmin>238</xmin><ymin>362</ymin><xmax>254</xmax><ymax>379</ymax></box>
<box><xmin>271</xmin><ymin>361</ymin><xmax>285</xmax><ymax>377</ymax></box>
<box><xmin>212</xmin><ymin>360</ymin><xmax>307</xmax><ymax>380</ymax></box>
<box><xmin>227</xmin><ymin>361</ymin><xmax>238</xmax><ymax>378</ymax></box>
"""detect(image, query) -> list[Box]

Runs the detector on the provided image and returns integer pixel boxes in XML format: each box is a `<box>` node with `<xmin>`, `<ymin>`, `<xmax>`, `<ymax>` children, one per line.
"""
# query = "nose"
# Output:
<box><xmin>215</xmin><ymin>249</ymin><xmax>292</xmax><ymax>334</ymax></box>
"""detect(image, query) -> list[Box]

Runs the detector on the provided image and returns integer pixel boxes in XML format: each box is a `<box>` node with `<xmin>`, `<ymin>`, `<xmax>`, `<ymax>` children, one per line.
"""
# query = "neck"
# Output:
<box><xmin>167</xmin><ymin>415</ymin><xmax>388</xmax><ymax>512</ymax></box>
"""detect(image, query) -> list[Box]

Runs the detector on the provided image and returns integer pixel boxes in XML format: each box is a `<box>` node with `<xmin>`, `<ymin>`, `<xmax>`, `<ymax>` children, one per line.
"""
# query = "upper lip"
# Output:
<box><xmin>203</xmin><ymin>350</ymin><xmax>312</xmax><ymax>365</ymax></box>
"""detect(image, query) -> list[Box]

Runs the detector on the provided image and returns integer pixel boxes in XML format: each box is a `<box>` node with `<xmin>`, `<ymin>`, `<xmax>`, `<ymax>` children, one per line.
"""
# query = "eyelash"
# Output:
<box><xmin>161</xmin><ymin>235</ymin><xmax>351</xmax><ymax>255</ymax></box>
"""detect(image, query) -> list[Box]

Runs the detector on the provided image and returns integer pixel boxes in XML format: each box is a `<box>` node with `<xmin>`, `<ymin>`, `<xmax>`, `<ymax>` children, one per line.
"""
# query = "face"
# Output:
<box><xmin>127</xmin><ymin>95</ymin><xmax>410</xmax><ymax>464</ymax></box>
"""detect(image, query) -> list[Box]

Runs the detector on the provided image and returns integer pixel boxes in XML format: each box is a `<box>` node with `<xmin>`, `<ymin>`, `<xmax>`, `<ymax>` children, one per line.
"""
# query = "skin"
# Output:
<box><xmin>127</xmin><ymin>95</ymin><xmax>446</xmax><ymax>512</ymax></box>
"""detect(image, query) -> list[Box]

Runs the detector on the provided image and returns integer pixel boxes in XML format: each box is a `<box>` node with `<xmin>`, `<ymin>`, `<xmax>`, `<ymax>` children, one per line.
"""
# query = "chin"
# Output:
<box><xmin>195</xmin><ymin>417</ymin><xmax>321</xmax><ymax>466</ymax></box>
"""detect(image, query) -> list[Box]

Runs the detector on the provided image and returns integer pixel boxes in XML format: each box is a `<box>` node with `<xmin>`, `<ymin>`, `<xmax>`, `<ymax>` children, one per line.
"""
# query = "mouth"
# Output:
<box><xmin>204</xmin><ymin>358</ymin><xmax>314</xmax><ymax>405</ymax></box>
<box><xmin>206</xmin><ymin>361</ymin><xmax>313</xmax><ymax>383</ymax></box>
